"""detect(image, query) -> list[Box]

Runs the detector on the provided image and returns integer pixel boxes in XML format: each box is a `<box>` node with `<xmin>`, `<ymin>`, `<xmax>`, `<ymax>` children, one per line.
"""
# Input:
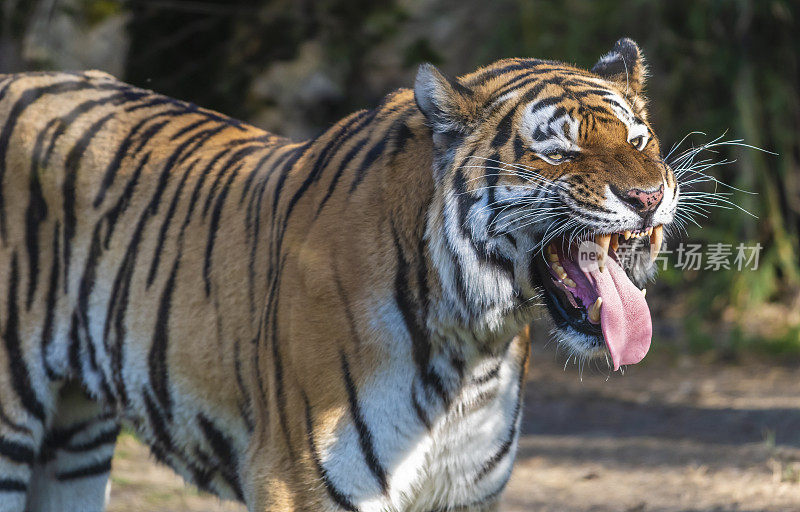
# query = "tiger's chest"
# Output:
<box><xmin>319</xmin><ymin>347</ymin><xmax>527</xmax><ymax>512</ymax></box>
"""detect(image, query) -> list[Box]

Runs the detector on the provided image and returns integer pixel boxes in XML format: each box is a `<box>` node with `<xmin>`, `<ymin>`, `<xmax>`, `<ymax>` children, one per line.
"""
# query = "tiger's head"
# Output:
<box><xmin>415</xmin><ymin>39</ymin><xmax>677</xmax><ymax>370</ymax></box>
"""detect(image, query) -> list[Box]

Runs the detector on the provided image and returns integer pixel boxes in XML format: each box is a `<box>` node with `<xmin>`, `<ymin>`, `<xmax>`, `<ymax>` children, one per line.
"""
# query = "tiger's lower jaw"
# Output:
<box><xmin>531</xmin><ymin>229</ymin><xmax>658</xmax><ymax>371</ymax></box>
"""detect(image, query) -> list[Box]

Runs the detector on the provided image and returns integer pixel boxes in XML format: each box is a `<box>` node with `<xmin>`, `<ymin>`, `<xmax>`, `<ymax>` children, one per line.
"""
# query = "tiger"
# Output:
<box><xmin>0</xmin><ymin>37</ymin><xmax>677</xmax><ymax>511</ymax></box>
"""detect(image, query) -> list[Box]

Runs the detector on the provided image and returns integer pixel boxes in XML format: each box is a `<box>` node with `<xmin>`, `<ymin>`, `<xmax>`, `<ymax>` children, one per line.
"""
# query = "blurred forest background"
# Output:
<box><xmin>1</xmin><ymin>0</ymin><xmax>799</xmax><ymax>359</ymax></box>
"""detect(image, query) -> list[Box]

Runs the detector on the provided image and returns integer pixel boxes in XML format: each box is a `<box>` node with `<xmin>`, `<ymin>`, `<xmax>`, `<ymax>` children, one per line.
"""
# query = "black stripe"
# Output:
<box><xmin>148</xmin><ymin>258</ymin><xmax>179</xmax><ymax>418</ymax></box>
<box><xmin>238</xmin><ymin>149</ymin><xmax>275</xmax><ymax>208</ymax></box>
<box><xmin>529</xmin><ymin>95</ymin><xmax>566</xmax><ymax>114</ymax></box>
<box><xmin>315</xmin><ymin>137</ymin><xmax>368</xmax><ymax>216</ymax></box>
<box><xmin>188</xmin><ymin>447</ymin><xmax>215</xmax><ymax>492</ymax></box>
<box><xmin>391</xmin><ymin>223</ymin><xmax>449</xmax><ymax>406</ymax></box>
<box><xmin>332</xmin><ymin>270</ymin><xmax>361</xmax><ymax>350</ymax></box>
<box><xmin>62</xmin><ymin>112</ymin><xmax>117</xmax><ymax>292</ymax></box>
<box><xmin>3</xmin><ymin>255</ymin><xmax>46</xmax><ymax>422</ymax></box>
<box><xmin>145</xmin><ymin>158</ymin><xmax>198</xmax><ymax>287</ymax></box>
<box><xmin>197</xmin><ymin>413</ymin><xmax>244</xmax><ymax>500</ymax></box>
<box><xmin>40</xmin><ymin>223</ymin><xmax>61</xmax><ymax>380</ymax></box>
<box><xmin>268</xmin><ymin>273</ymin><xmax>294</xmax><ymax>455</ymax></box>
<box><xmin>142</xmin><ymin>391</ymin><xmax>175</xmax><ymax>457</ymax></box>
<box><xmin>201</xmin><ymin>142</ymin><xmax>263</xmax><ymax>295</ymax></box>
<box><xmin>61</xmin><ymin>426</ymin><xmax>120</xmax><ymax>453</ymax></box>
<box><xmin>453</xmin><ymin>169</ymin><xmax>479</xmax><ymax>244</ymax></box>
<box><xmin>411</xmin><ymin>387</ymin><xmax>432</xmax><ymax>430</ymax></box>
<box><xmin>513</xmin><ymin>135</ymin><xmax>526</xmax><ymax>161</ymax></box>
<box><xmin>179</xmin><ymin>146</ymin><xmax>235</xmax><ymax>232</ymax></box>
<box><xmin>465</xmin><ymin>59</ymin><xmax>545</xmax><ymax>86</ymax></box>
<box><xmin>490</xmin><ymin>107</ymin><xmax>516</xmax><ymax>148</ymax></box>
<box><xmin>169</xmin><ymin>117</ymin><xmax>213</xmax><ymax>140</ymax></box>
<box><xmin>302</xmin><ymin>394</ymin><xmax>359</xmax><ymax>512</ymax></box>
<box><xmin>55</xmin><ymin>457</ymin><xmax>112</xmax><ymax>481</ymax></box>
<box><xmin>0</xmin><ymin>479</ymin><xmax>26</xmax><ymax>492</ymax></box>
<box><xmin>203</xmin><ymin>160</ymin><xmax>243</xmax><ymax>295</ymax></box>
<box><xmin>200</xmin><ymin>145</ymin><xmax>261</xmax><ymax>220</ymax></box>
<box><xmin>516</xmin><ymin>80</ymin><xmax>549</xmax><ymax>108</ymax></box>
<box><xmin>390</xmin><ymin>119</ymin><xmax>415</xmax><ymax>156</ymax></box>
<box><xmin>270</xmin><ymin>142</ymin><xmax>313</xmax><ymax>220</ymax></box>
<box><xmin>42</xmin><ymin>414</ymin><xmax>115</xmax><ymax>455</ymax></box>
<box><xmin>488</xmin><ymin>70</ymin><xmax>537</xmax><ymax>101</ymax></box>
<box><xmin>232</xmin><ymin>339</ymin><xmax>254</xmax><ymax>432</ymax></box>
<box><xmin>340</xmin><ymin>351</ymin><xmax>388</xmax><ymax>494</ymax></box>
<box><xmin>349</xmin><ymin>137</ymin><xmax>387</xmax><ymax>193</ymax></box>
<box><xmin>76</xmin><ymin>226</ymin><xmax>116</xmax><ymax>401</ymax></box>
<box><xmin>473</xmin><ymin>363</ymin><xmax>501</xmax><ymax>385</ymax></box>
<box><xmin>68</xmin><ymin>312</ymin><xmax>82</xmax><ymax>375</ymax></box>
<box><xmin>0</xmin><ymin>438</ymin><xmax>35</xmax><ymax>464</ymax></box>
<box><xmin>24</xmin><ymin>120</ymin><xmax>58</xmax><ymax>310</ymax></box>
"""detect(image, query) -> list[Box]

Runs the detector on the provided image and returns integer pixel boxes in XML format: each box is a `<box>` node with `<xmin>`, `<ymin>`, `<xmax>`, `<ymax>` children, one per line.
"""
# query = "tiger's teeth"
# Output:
<box><xmin>595</xmin><ymin>234</ymin><xmax>611</xmax><ymax>272</ymax></box>
<box><xmin>610</xmin><ymin>233</ymin><xmax>620</xmax><ymax>252</ymax></box>
<box><xmin>624</xmin><ymin>230</ymin><xmax>631</xmax><ymax>240</ymax></box>
<box><xmin>552</xmin><ymin>263</ymin><xmax>567</xmax><ymax>280</ymax></box>
<box><xmin>650</xmin><ymin>224</ymin><xmax>664</xmax><ymax>262</ymax></box>
<box><xmin>564</xmin><ymin>277</ymin><xmax>576</xmax><ymax>288</ymax></box>
<box><xmin>588</xmin><ymin>297</ymin><xmax>602</xmax><ymax>323</ymax></box>
<box><xmin>548</xmin><ymin>252</ymin><xmax>559</xmax><ymax>262</ymax></box>
<box><xmin>641</xmin><ymin>288</ymin><xmax>647</xmax><ymax>297</ymax></box>
<box><xmin>547</xmin><ymin>243</ymin><xmax>557</xmax><ymax>255</ymax></box>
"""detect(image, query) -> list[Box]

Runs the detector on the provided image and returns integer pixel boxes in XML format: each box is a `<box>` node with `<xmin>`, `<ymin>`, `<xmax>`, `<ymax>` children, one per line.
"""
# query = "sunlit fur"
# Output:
<box><xmin>0</xmin><ymin>39</ymin><xmax>675</xmax><ymax>511</ymax></box>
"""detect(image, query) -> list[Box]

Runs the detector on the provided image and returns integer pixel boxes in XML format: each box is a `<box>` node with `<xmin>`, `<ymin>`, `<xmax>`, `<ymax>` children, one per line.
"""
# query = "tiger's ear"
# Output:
<box><xmin>414</xmin><ymin>63</ymin><xmax>478</xmax><ymax>137</ymax></box>
<box><xmin>591</xmin><ymin>38</ymin><xmax>647</xmax><ymax>97</ymax></box>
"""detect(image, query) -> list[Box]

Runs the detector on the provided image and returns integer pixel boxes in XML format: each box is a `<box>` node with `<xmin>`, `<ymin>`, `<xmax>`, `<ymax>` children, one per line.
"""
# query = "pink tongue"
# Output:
<box><xmin>583</xmin><ymin>255</ymin><xmax>652</xmax><ymax>371</ymax></box>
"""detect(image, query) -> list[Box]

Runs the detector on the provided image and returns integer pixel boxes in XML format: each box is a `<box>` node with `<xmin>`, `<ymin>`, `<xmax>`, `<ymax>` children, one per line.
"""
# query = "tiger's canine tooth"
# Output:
<box><xmin>588</xmin><ymin>297</ymin><xmax>602</xmax><ymax>323</ymax></box>
<box><xmin>564</xmin><ymin>277</ymin><xmax>577</xmax><ymax>288</ymax></box>
<box><xmin>610</xmin><ymin>233</ymin><xmax>620</xmax><ymax>252</ymax></box>
<box><xmin>595</xmin><ymin>233</ymin><xmax>611</xmax><ymax>272</ymax></box>
<box><xmin>650</xmin><ymin>224</ymin><xmax>664</xmax><ymax>262</ymax></box>
<box><xmin>641</xmin><ymin>288</ymin><xmax>647</xmax><ymax>297</ymax></box>
<box><xmin>624</xmin><ymin>230</ymin><xmax>631</xmax><ymax>240</ymax></box>
<box><xmin>552</xmin><ymin>263</ymin><xmax>567</xmax><ymax>280</ymax></box>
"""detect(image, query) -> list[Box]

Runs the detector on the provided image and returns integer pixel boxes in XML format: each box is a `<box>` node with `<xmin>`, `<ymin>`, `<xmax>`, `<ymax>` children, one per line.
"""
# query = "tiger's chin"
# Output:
<box><xmin>531</xmin><ymin>228</ymin><xmax>662</xmax><ymax>371</ymax></box>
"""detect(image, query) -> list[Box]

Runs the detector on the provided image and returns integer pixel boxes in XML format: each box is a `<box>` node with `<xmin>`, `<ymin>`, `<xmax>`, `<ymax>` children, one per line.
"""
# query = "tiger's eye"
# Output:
<box><xmin>630</xmin><ymin>136</ymin><xmax>645</xmax><ymax>149</ymax></box>
<box><xmin>546</xmin><ymin>152</ymin><xmax>564</xmax><ymax>161</ymax></box>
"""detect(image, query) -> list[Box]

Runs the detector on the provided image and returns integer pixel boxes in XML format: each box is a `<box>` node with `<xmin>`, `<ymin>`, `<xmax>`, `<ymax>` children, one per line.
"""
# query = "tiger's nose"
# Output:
<box><xmin>615</xmin><ymin>184</ymin><xmax>664</xmax><ymax>215</ymax></box>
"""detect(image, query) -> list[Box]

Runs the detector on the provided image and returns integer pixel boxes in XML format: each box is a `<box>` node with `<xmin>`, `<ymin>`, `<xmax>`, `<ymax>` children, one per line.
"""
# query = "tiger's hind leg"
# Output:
<box><xmin>26</xmin><ymin>383</ymin><xmax>119</xmax><ymax>512</ymax></box>
<box><xmin>0</xmin><ymin>413</ymin><xmax>38</xmax><ymax>512</ymax></box>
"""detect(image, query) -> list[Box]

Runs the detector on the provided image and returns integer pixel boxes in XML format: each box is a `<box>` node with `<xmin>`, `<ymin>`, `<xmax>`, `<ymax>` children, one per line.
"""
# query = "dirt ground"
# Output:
<box><xmin>106</xmin><ymin>348</ymin><xmax>800</xmax><ymax>512</ymax></box>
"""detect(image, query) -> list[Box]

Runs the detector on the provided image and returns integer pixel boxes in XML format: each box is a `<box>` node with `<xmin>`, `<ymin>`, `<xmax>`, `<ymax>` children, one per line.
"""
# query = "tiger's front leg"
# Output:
<box><xmin>26</xmin><ymin>383</ymin><xmax>119</xmax><ymax>512</ymax></box>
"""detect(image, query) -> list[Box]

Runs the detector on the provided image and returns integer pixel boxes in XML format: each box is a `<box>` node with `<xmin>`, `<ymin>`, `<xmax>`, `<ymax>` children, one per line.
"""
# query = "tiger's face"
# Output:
<box><xmin>416</xmin><ymin>39</ymin><xmax>677</xmax><ymax>370</ymax></box>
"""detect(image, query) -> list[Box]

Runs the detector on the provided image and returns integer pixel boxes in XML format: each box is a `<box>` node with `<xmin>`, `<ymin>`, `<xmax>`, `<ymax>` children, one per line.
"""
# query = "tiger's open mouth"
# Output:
<box><xmin>534</xmin><ymin>226</ymin><xmax>664</xmax><ymax>370</ymax></box>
